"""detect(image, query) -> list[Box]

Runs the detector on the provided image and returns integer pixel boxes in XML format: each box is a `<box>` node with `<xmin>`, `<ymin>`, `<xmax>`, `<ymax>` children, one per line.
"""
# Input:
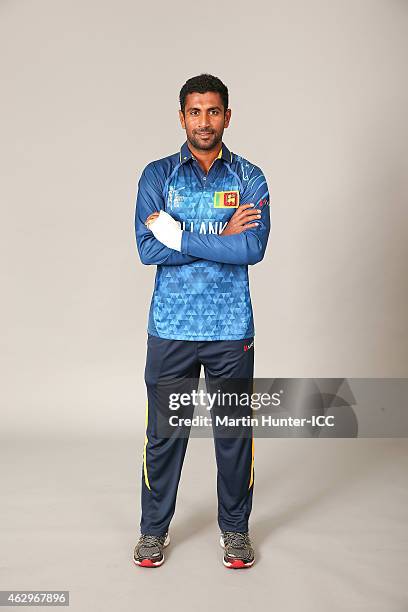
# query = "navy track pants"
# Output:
<box><xmin>140</xmin><ymin>333</ymin><xmax>255</xmax><ymax>536</ymax></box>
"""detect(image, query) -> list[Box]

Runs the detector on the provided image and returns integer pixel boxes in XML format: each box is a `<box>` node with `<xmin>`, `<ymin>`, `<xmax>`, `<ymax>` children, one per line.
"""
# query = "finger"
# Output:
<box><xmin>232</xmin><ymin>203</ymin><xmax>253</xmax><ymax>216</ymax></box>
<box><xmin>234</xmin><ymin>204</ymin><xmax>257</xmax><ymax>219</ymax></box>
<box><xmin>145</xmin><ymin>213</ymin><xmax>159</xmax><ymax>224</ymax></box>
<box><xmin>232</xmin><ymin>213</ymin><xmax>260</xmax><ymax>227</ymax></box>
<box><xmin>235</xmin><ymin>203</ymin><xmax>255</xmax><ymax>215</ymax></box>
<box><xmin>242</xmin><ymin>222</ymin><xmax>259</xmax><ymax>229</ymax></box>
<box><xmin>241</xmin><ymin>210</ymin><xmax>262</xmax><ymax>219</ymax></box>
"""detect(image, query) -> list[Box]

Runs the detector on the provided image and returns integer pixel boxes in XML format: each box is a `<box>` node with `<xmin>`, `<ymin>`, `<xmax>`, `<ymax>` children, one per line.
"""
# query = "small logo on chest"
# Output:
<box><xmin>214</xmin><ymin>191</ymin><xmax>240</xmax><ymax>208</ymax></box>
<box><xmin>167</xmin><ymin>186</ymin><xmax>186</xmax><ymax>209</ymax></box>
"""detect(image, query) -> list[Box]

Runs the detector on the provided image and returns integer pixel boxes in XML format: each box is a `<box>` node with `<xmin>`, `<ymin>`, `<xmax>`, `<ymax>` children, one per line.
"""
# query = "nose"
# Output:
<box><xmin>198</xmin><ymin>112</ymin><xmax>211</xmax><ymax>130</ymax></box>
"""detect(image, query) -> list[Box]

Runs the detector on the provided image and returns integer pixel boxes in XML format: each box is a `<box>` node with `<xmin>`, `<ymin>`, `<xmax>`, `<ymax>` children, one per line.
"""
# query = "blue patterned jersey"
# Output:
<box><xmin>134</xmin><ymin>140</ymin><xmax>271</xmax><ymax>341</ymax></box>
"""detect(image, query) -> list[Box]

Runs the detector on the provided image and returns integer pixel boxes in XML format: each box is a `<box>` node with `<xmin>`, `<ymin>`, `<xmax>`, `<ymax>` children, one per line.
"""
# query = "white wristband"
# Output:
<box><xmin>149</xmin><ymin>210</ymin><xmax>182</xmax><ymax>252</ymax></box>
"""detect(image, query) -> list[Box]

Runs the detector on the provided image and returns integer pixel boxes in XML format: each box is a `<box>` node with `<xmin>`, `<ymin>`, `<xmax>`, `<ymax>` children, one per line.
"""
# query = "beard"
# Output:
<box><xmin>188</xmin><ymin>129</ymin><xmax>223</xmax><ymax>151</ymax></box>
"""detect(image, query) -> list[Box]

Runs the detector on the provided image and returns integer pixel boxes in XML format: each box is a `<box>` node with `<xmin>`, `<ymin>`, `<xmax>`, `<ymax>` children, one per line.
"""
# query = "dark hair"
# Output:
<box><xmin>179</xmin><ymin>74</ymin><xmax>229</xmax><ymax>115</ymax></box>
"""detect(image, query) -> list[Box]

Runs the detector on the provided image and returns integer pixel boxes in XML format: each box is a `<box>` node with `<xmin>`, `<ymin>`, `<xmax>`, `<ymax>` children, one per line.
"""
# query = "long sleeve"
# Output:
<box><xmin>134</xmin><ymin>162</ymin><xmax>200</xmax><ymax>266</ymax></box>
<box><xmin>180</xmin><ymin>166</ymin><xmax>271</xmax><ymax>265</ymax></box>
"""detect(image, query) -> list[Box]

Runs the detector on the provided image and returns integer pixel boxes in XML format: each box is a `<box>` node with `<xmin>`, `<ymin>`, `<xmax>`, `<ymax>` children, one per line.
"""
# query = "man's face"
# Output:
<box><xmin>179</xmin><ymin>91</ymin><xmax>231</xmax><ymax>151</ymax></box>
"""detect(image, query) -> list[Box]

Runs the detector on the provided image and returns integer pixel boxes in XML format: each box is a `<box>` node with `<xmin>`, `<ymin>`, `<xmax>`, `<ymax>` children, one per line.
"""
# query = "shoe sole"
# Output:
<box><xmin>220</xmin><ymin>535</ymin><xmax>255</xmax><ymax>569</ymax></box>
<box><xmin>133</xmin><ymin>533</ymin><xmax>170</xmax><ymax>568</ymax></box>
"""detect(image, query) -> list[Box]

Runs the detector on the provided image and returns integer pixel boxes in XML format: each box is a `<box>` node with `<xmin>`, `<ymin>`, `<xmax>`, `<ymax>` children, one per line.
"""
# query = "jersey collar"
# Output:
<box><xmin>179</xmin><ymin>140</ymin><xmax>232</xmax><ymax>165</ymax></box>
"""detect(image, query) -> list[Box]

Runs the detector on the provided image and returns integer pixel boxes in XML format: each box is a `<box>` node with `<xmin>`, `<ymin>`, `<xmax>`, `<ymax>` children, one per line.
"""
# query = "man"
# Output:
<box><xmin>133</xmin><ymin>74</ymin><xmax>270</xmax><ymax>569</ymax></box>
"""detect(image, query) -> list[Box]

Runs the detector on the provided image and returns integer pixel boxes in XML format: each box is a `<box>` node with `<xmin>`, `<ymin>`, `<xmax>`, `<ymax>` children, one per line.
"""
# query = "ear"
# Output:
<box><xmin>224</xmin><ymin>108</ymin><xmax>231</xmax><ymax>129</ymax></box>
<box><xmin>178</xmin><ymin>110</ymin><xmax>186</xmax><ymax>129</ymax></box>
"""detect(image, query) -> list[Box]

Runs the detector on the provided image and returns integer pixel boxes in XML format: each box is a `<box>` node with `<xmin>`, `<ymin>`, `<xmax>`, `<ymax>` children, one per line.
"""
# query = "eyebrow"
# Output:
<box><xmin>187</xmin><ymin>106</ymin><xmax>223</xmax><ymax>112</ymax></box>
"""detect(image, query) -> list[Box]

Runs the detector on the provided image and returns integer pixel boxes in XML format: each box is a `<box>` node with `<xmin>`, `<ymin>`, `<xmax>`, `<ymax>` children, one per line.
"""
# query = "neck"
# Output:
<box><xmin>188</xmin><ymin>141</ymin><xmax>222</xmax><ymax>174</ymax></box>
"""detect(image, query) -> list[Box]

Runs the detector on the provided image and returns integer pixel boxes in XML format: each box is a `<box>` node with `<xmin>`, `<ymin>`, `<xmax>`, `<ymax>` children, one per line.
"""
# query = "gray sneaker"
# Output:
<box><xmin>220</xmin><ymin>531</ymin><xmax>255</xmax><ymax>568</ymax></box>
<box><xmin>133</xmin><ymin>533</ymin><xmax>170</xmax><ymax>567</ymax></box>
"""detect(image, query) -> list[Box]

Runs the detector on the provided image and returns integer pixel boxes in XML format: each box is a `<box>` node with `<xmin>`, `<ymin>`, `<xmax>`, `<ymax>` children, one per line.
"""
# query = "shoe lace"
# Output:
<box><xmin>223</xmin><ymin>531</ymin><xmax>250</xmax><ymax>548</ymax></box>
<box><xmin>140</xmin><ymin>534</ymin><xmax>165</xmax><ymax>548</ymax></box>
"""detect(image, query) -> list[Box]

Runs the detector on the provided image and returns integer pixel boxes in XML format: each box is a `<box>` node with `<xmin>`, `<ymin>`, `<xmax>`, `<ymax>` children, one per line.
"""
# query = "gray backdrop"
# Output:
<box><xmin>1</xmin><ymin>0</ymin><xmax>407</xmax><ymax>435</ymax></box>
<box><xmin>0</xmin><ymin>2</ymin><xmax>407</xmax><ymax>610</ymax></box>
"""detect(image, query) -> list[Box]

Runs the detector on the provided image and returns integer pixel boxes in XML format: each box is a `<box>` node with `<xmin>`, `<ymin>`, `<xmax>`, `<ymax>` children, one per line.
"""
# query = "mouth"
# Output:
<box><xmin>197</xmin><ymin>132</ymin><xmax>213</xmax><ymax>138</ymax></box>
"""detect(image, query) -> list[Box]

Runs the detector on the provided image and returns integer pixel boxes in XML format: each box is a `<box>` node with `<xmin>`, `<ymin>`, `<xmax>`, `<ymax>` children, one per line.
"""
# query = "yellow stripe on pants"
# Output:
<box><xmin>143</xmin><ymin>399</ymin><xmax>151</xmax><ymax>490</ymax></box>
<box><xmin>248</xmin><ymin>377</ymin><xmax>255</xmax><ymax>489</ymax></box>
<box><xmin>248</xmin><ymin>436</ymin><xmax>254</xmax><ymax>489</ymax></box>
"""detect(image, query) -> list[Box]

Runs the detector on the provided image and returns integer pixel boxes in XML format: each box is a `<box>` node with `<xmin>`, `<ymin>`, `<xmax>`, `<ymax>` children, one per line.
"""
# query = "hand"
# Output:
<box><xmin>221</xmin><ymin>204</ymin><xmax>262</xmax><ymax>236</ymax></box>
<box><xmin>145</xmin><ymin>212</ymin><xmax>160</xmax><ymax>228</ymax></box>
<box><xmin>146</xmin><ymin>210</ymin><xmax>182</xmax><ymax>252</ymax></box>
<box><xmin>145</xmin><ymin>210</ymin><xmax>180</xmax><ymax>229</ymax></box>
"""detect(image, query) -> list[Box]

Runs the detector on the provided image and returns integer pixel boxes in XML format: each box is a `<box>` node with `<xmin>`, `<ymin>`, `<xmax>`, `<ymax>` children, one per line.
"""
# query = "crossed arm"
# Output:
<box><xmin>134</xmin><ymin>164</ymin><xmax>199</xmax><ymax>266</ymax></box>
<box><xmin>134</xmin><ymin>162</ymin><xmax>271</xmax><ymax>266</ymax></box>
